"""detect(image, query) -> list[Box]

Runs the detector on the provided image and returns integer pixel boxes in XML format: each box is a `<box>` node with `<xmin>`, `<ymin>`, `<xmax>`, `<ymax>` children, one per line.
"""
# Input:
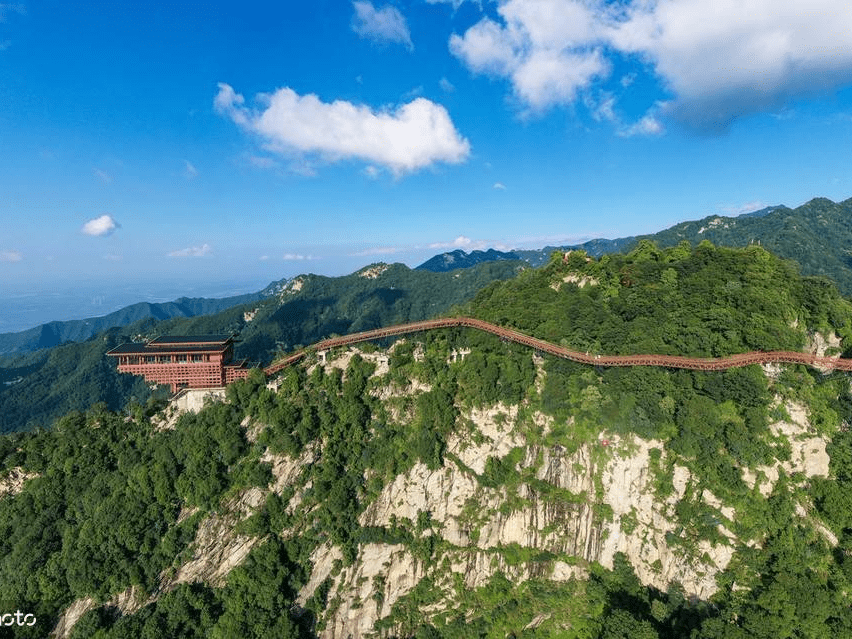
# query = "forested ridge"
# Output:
<box><xmin>0</xmin><ymin>261</ymin><xmax>522</xmax><ymax>434</ymax></box>
<box><xmin>1</xmin><ymin>243</ymin><xmax>852</xmax><ymax>637</ymax></box>
<box><xmin>7</xmin><ymin>193</ymin><xmax>852</xmax><ymax>433</ymax></box>
<box><xmin>443</xmin><ymin>197</ymin><xmax>852</xmax><ymax>299</ymax></box>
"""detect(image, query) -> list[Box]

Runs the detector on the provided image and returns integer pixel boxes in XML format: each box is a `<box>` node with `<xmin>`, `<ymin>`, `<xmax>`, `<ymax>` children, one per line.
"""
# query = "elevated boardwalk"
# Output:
<box><xmin>264</xmin><ymin>316</ymin><xmax>852</xmax><ymax>376</ymax></box>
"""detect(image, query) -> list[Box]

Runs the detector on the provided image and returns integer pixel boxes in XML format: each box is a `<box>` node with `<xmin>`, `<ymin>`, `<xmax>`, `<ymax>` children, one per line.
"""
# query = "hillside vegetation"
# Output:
<box><xmin>0</xmin><ymin>261</ymin><xmax>522</xmax><ymax>433</ymax></box>
<box><xmin>597</xmin><ymin>197</ymin><xmax>852</xmax><ymax>296</ymax></box>
<box><xmin>1</xmin><ymin>243</ymin><xmax>852</xmax><ymax>637</ymax></box>
<box><xmin>441</xmin><ymin>197</ymin><xmax>852</xmax><ymax>299</ymax></box>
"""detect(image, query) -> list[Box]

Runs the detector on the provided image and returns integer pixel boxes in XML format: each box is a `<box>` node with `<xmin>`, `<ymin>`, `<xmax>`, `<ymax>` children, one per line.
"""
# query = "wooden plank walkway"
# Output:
<box><xmin>263</xmin><ymin>317</ymin><xmax>852</xmax><ymax>376</ymax></box>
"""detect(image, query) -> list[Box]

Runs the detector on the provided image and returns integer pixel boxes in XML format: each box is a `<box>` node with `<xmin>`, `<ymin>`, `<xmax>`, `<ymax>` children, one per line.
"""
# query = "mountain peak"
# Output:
<box><xmin>416</xmin><ymin>248</ymin><xmax>521</xmax><ymax>272</ymax></box>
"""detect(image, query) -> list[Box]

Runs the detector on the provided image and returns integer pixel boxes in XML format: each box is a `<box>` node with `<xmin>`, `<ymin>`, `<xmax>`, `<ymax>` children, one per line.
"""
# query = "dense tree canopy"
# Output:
<box><xmin>0</xmin><ymin>243</ymin><xmax>851</xmax><ymax>636</ymax></box>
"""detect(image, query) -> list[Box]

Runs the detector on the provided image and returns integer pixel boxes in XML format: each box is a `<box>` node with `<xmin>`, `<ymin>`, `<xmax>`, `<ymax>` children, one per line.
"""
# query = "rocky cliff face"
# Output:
<box><xmin>294</xmin><ymin>391</ymin><xmax>830</xmax><ymax>638</ymax></box>
<box><xmin>50</xmin><ymin>336</ymin><xmax>839</xmax><ymax>638</ymax></box>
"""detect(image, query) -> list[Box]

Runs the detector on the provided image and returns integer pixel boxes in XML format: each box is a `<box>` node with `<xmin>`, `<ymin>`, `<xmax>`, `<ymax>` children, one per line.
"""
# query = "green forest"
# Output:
<box><xmin>1</xmin><ymin>242</ymin><xmax>852</xmax><ymax>637</ymax></box>
<box><xmin>0</xmin><ymin>260</ymin><xmax>522</xmax><ymax>433</ymax></box>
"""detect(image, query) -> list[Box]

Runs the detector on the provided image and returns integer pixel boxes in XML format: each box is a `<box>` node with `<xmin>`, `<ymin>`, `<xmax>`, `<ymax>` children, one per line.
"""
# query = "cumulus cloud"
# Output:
<box><xmin>449</xmin><ymin>1</ymin><xmax>609</xmax><ymax>114</ymax></box>
<box><xmin>215</xmin><ymin>83</ymin><xmax>470</xmax><ymax>176</ymax></box>
<box><xmin>351</xmin><ymin>1</ymin><xmax>413</xmax><ymax>50</ymax></box>
<box><xmin>168</xmin><ymin>244</ymin><xmax>211</xmax><ymax>258</ymax></box>
<box><xmin>82</xmin><ymin>214</ymin><xmax>119</xmax><ymax>237</ymax></box>
<box><xmin>450</xmin><ymin>0</ymin><xmax>852</xmax><ymax>130</ymax></box>
<box><xmin>493</xmin><ymin>182</ymin><xmax>506</xmax><ymax>190</ymax></box>
<box><xmin>0</xmin><ymin>249</ymin><xmax>22</xmax><ymax>262</ymax></box>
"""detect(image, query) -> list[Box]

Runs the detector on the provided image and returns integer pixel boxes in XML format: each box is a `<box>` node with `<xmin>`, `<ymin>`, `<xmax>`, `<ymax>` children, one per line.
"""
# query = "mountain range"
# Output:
<box><xmin>3</xmin><ymin>195</ymin><xmax>852</xmax><ymax>434</ymax></box>
<box><xmin>0</xmin><ymin>293</ymin><xmax>266</xmax><ymax>356</ymax></box>
<box><xmin>419</xmin><ymin>198</ymin><xmax>852</xmax><ymax>295</ymax></box>
<box><xmin>2</xmin><ymin>241</ymin><xmax>850</xmax><ymax>638</ymax></box>
<box><xmin>0</xmin><ymin>261</ymin><xmax>523</xmax><ymax>433</ymax></box>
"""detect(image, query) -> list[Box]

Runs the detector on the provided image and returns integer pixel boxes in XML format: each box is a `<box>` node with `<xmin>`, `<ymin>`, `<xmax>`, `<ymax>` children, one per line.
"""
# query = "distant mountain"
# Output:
<box><xmin>417</xmin><ymin>199</ymin><xmax>852</xmax><ymax>297</ymax></box>
<box><xmin>586</xmin><ymin>197</ymin><xmax>852</xmax><ymax>295</ymax></box>
<box><xmin>0</xmin><ymin>292</ymin><xmax>266</xmax><ymax>355</ymax></box>
<box><xmin>510</xmin><ymin>205</ymin><xmax>791</xmax><ymax>266</ymax></box>
<box><xmin>737</xmin><ymin>204</ymin><xmax>789</xmax><ymax>218</ymax></box>
<box><xmin>415</xmin><ymin>248</ymin><xmax>522</xmax><ymax>272</ymax></box>
<box><xmin>0</xmin><ymin>260</ymin><xmax>523</xmax><ymax>432</ymax></box>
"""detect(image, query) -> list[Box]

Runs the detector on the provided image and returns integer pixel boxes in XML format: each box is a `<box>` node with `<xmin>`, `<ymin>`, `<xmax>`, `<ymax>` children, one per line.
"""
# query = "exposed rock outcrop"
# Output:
<box><xmin>307</xmin><ymin>413</ymin><xmax>740</xmax><ymax>637</ymax></box>
<box><xmin>0</xmin><ymin>467</ymin><xmax>38</xmax><ymax>499</ymax></box>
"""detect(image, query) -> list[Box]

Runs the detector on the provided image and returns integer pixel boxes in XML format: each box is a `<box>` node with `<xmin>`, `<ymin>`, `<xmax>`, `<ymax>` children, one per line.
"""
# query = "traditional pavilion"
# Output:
<box><xmin>107</xmin><ymin>334</ymin><xmax>253</xmax><ymax>393</ymax></box>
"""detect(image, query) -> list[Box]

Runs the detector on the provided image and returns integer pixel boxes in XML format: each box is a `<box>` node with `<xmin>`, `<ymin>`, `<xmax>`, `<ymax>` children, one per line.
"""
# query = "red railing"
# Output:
<box><xmin>263</xmin><ymin>317</ymin><xmax>852</xmax><ymax>376</ymax></box>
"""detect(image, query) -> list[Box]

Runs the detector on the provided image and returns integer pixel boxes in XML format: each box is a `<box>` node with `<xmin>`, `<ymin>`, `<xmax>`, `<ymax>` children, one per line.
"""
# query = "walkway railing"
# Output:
<box><xmin>263</xmin><ymin>317</ymin><xmax>851</xmax><ymax>376</ymax></box>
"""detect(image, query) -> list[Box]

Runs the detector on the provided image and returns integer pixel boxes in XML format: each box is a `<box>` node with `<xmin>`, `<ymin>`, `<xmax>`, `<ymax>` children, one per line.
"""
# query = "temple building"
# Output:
<box><xmin>107</xmin><ymin>334</ymin><xmax>253</xmax><ymax>393</ymax></box>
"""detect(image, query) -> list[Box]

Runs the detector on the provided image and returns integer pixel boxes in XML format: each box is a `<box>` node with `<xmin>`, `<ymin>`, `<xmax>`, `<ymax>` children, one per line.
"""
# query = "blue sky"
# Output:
<box><xmin>3</xmin><ymin>0</ymin><xmax>852</xmax><ymax>304</ymax></box>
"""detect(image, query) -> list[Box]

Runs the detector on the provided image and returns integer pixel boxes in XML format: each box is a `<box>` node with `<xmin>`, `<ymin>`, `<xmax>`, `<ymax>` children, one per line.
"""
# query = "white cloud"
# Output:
<box><xmin>439</xmin><ymin>77</ymin><xmax>455</xmax><ymax>92</ymax></box>
<box><xmin>93</xmin><ymin>168</ymin><xmax>112</xmax><ymax>183</ymax></box>
<box><xmin>82</xmin><ymin>214</ymin><xmax>119</xmax><ymax>237</ymax></box>
<box><xmin>587</xmin><ymin>91</ymin><xmax>617</xmax><ymax>123</ymax></box>
<box><xmin>248</xmin><ymin>155</ymin><xmax>279</xmax><ymax>169</ymax></box>
<box><xmin>618</xmin><ymin>112</ymin><xmax>665</xmax><ymax>137</ymax></box>
<box><xmin>351</xmin><ymin>1</ymin><xmax>413</xmax><ymax>50</ymax></box>
<box><xmin>428</xmin><ymin>235</ymin><xmax>473</xmax><ymax>249</ymax></box>
<box><xmin>350</xmin><ymin>246</ymin><xmax>404</xmax><ymax>256</ymax></box>
<box><xmin>282</xmin><ymin>253</ymin><xmax>317</xmax><ymax>260</ymax></box>
<box><xmin>402</xmin><ymin>85</ymin><xmax>424</xmax><ymax>100</ymax></box>
<box><xmin>426</xmin><ymin>0</ymin><xmax>480</xmax><ymax>9</ymax></box>
<box><xmin>214</xmin><ymin>83</ymin><xmax>247</xmax><ymax>125</ymax></box>
<box><xmin>215</xmin><ymin>83</ymin><xmax>470</xmax><ymax>176</ymax></box>
<box><xmin>493</xmin><ymin>182</ymin><xmax>506</xmax><ymax>190</ymax></box>
<box><xmin>426</xmin><ymin>236</ymin><xmax>514</xmax><ymax>251</ymax></box>
<box><xmin>0</xmin><ymin>249</ymin><xmax>22</xmax><ymax>262</ymax></box>
<box><xmin>362</xmin><ymin>165</ymin><xmax>381</xmax><ymax>179</ymax></box>
<box><xmin>607</xmin><ymin>0</ymin><xmax>852</xmax><ymax>130</ymax></box>
<box><xmin>449</xmin><ymin>1</ymin><xmax>608</xmax><ymax>114</ymax></box>
<box><xmin>259</xmin><ymin>255</ymin><xmax>270</xmax><ymax>261</ymax></box>
<box><xmin>168</xmin><ymin>244</ymin><xmax>211</xmax><ymax>258</ymax></box>
<box><xmin>183</xmin><ymin>159</ymin><xmax>198</xmax><ymax>179</ymax></box>
<box><xmin>450</xmin><ymin>0</ymin><xmax>852</xmax><ymax>130</ymax></box>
